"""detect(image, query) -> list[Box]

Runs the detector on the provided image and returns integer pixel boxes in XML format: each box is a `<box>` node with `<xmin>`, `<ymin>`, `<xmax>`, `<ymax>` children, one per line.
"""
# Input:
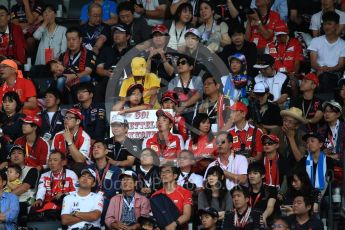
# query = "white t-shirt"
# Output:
<box><xmin>177</xmin><ymin>171</ymin><xmax>204</xmax><ymax>188</ymax></box>
<box><xmin>309</xmin><ymin>9</ymin><xmax>345</xmax><ymax>31</ymax></box>
<box><xmin>61</xmin><ymin>191</ymin><xmax>104</xmax><ymax>230</ymax></box>
<box><xmin>47</xmin><ymin>112</ymin><xmax>55</xmax><ymax>124</ymax></box>
<box><xmin>308</xmin><ymin>35</ymin><xmax>345</xmax><ymax>67</ymax></box>
<box><xmin>204</xmin><ymin>154</ymin><xmax>248</xmax><ymax>190</ymax></box>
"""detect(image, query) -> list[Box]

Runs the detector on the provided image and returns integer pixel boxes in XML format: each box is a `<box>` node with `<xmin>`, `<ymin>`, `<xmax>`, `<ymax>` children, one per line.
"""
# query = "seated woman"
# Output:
<box><xmin>33</xmin><ymin>4</ymin><xmax>67</xmax><ymax>65</ymax></box>
<box><xmin>0</xmin><ymin>92</ymin><xmax>25</xmax><ymax>148</ymax></box>
<box><xmin>198</xmin><ymin>166</ymin><xmax>232</xmax><ymax>220</ymax></box>
<box><xmin>112</xmin><ymin>84</ymin><xmax>150</xmax><ymax>114</ymax></box>
<box><xmin>185</xmin><ymin>113</ymin><xmax>216</xmax><ymax>175</ymax></box>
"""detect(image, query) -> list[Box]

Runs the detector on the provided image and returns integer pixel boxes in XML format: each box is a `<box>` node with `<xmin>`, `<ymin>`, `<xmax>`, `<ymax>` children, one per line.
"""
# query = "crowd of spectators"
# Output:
<box><xmin>0</xmin><ymin>0</ymin><xmax>344</xmax><ymax>230</ymax></box>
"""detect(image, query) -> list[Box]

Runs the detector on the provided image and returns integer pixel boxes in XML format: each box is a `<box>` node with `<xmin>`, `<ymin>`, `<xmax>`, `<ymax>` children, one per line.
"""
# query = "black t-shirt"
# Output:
<box><xmin>248</xmin><ymin>102</ymin><xmax>283</xmax><ymax>126</ymax></box>
<box><xmin>23</xmin><ymin>167</ymin><xmax>39</xmax><ymax>189</ymax></box>
<box><xmin>218</xmin><ymin>41</ymin><xmax>258</xmax><ymax>79</ymax></box>
<box><xmin>288</xmin><ymin>215</ymin><xmax>324</xmax><ymax>230</ymax></box>
<box><xmin>131</xmin><ymin>18</ymin><xmax>152</xmax><ymax>45</ymax></box>
<box><xmin>81</xmin><ymin>22</ymin><xmax>111</xmax><ymax>48</ymax></box>
<box><xmin>105</xmin><ymin>138</ymin><xmax>131</xmax><ymax>162</ymax></box>
<box><xmin>0</xmin><ymin>112</ymin><xmax>25</xmax><ymax>143</ymax></box>
<box><xmin>222</xmin><ymin>208</ymin><xmax>263</xmax><ymax>230</ymax></box>
<box><xmin>97</xmin><ymin>45</ymin><xmax>132</xmax><ymax>70</ymax></box>
<box><xmin>288</xmin><ymin>0</ymin><xmax>321</xmax><ymax>32</ymax></box>
<box><xmin>249</xmin><ymin>185</ymin><xmax>277</xmax><ymax>213</ymax></box>
<box><xmin>59</xmin><ymin>48</ymin><xmax>96</xmax><ymax>73</ymax></box>
<box><xmin>290</xmin><ymin>96</ymin><xmax>323</xmax><ymax>133</ymax></box>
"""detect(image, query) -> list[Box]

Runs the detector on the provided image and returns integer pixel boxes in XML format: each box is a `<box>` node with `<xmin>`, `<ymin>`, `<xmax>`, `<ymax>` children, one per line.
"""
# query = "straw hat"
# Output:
<box><xmin>280</xmin><ymin>107</ymin><xmax>306</xmax><ymax>124</ymax></box>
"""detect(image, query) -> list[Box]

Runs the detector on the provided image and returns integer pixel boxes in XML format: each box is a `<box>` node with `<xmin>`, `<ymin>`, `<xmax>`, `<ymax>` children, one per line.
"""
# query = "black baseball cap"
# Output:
<box><xmin>112</xmin><ymin>23</ymin><xmax>130</xmax><ymax>35</ymax></box>
<box><xmin>302</xmin><ymin>132</ymin><xmax>324</xmax><ymax>142</ymax></box>
<box><xmin>198</xmin><ymin>207</ymin><xmax>219</xmax><ymax>218</ymax></box>
<box><xmin>254</xmin><ymin>54</ymin><xmax>275</xmax><ymax>69</ymax></box>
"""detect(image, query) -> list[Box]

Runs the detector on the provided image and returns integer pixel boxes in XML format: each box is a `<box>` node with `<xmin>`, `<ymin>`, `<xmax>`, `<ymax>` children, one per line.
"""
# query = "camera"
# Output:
<box><xmin>183</xmin><ymin>181</ymin><xmax>197</xmax><ymax>191</ymax></box>
<box><xmin>244</xmin><ymin>8</ymin><xmax>256</xmax><ymax>15</ymax></box>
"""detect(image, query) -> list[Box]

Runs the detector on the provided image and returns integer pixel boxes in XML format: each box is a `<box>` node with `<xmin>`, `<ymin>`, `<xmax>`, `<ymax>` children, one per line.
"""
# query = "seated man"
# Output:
<box><xmin>9</xmin><ymin>145</ymin><xmax>39</xmax><ymax>227</ymax></box>
<box><xmin>253</xmin><ymin>54</ymin><xmax>290</xmax><ymax>105</ymax></box>
<box><xmin>287</xmin><ymin>193</ymin><xmax>324</xmax><ymax>229</ymax></box>
<box><xmin>0</xmin><ymin>171</ymin><xmax>20</xmax><ymax>230</ymax></box>
<box><xmin>80</xmin><ymin>0</ymin><xmax>118</xmax><ymax>26</ymax></box>
<box><xmin>308</xmin><ymin>11</ymin><xmax>345</xmax><ymax>100</ymax></box>
<box><xmin>80</xmin><ymin>3</ymin><xmax>111</xmax><ymax>55</ymax></box>
<box><xmin>222</xmin><ymin>185</ymin><xmax>263</xmax><ymax>230</ymax></box>
<box><xmin>88</xmin><ymin>141</ymin><xmax>122</xmax><ymax>224</ymax></box>
<box><xmin>142</xmin><ymin>109</ymin><xmax>184</xmax><ymax>162</ymax></box>
<box><xmin>0</xmin><ymin>59</ymin><xmax>39</xmax><ymax>116</ymax></box>
<box><xmin>105</xmin><ymin>170</ymin><xmax>151</xmax><ymax>229</ymax></box>
<box><xmin>52</xmin><ymin>108</ymin><xmax>91</xmax><ymax>175</ymax></box>
<box><xmin>0</xmin><ymin>5</ymin><xmax>26</xmax><ymax>64</ymax></box>
<box><xmin>73</xmin><ymin>83</ymin><xmax>106</xmax><ymax>143</ymax></box>
<box><xmin>247</xmin><ymin>162</ymin><xmax>277</xmax><ymax>226</ymax></box>
<box><xmin>61</xmin><ymin>168</ymin><xmax>103</xmax><ymax>230</ymax></box>
<box><xmin>14</xmin><ymin>115</ymin><xmax>49</xmax><ymax>171</ymax></box>
<box><xmin>152</xmin><ymin>163</ymin><xmax>192</xmax><ymax>229</ymax></box>
<box><xmin>39</xmin><ymin>88</ymin><xmax>64</xmax><ymax>142</ymax></box>
<box><xmin>31</xmin><ymin>151</ymin><xmax>78</xmax><ymax>220</ymax></box>
<box><xmin>133</xmin><ymin>0</ymin><xmax>168</xmax><ymax>27</ymax></box>
<box><xmin>58</xmin><ymin>27</ymin><xmax>96</xmax><ymax>102</ymax></box>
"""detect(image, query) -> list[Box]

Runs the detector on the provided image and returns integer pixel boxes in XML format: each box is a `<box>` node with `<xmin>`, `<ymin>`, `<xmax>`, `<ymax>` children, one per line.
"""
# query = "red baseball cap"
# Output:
<box><xmin>261</xmin><ymin>134</ymin><xmax>280</xmax><ymax>143</ymax></box>
<box><xmin>229</xmin><ymin>102</ymin><xmax>248</xmax><ymax>115</ymax></box>
<box><xmin>304</xmin><ymin>72</ymin><xmax>319</xmax><ymax>86</ymax></box>
<box><xmin>274</xmin><ymin>22</ymin><xmax>288</xmax><ymax>36</ymax></box>
<box><xmin>156</xmin><ymin>109</ymin><xmax>174</xmax><ymax>123</ymax></box>
<box><xmin>20</xmin><ymin>115</ymin><xmax>42</xmax><ymax>127</ymax></box>
<box><xmin>36</xmin><ymin>202</ymin><xmax>60</xmax><ymax>212</ymax></box>
<box><xmin>152</xmin><ymin>24</ymin><xmax>168</xmax><ymax>35</ymax></box>
<box><xmin>62</xmin><ymin>108</ymin><xmax>84</xmax><ymax>120</ymax></box>
<box><xmin>161</xmin><ymin>90</ymin><xmax>178</xmax><ymax>105</ymax></box>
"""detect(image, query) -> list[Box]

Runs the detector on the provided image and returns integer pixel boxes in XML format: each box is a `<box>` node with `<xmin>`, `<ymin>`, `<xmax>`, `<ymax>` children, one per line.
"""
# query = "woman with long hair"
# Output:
<box><xmin>185</xmin><ymin>113</ymin><xmax>216</xmax><ymax>174</ymax></box>
<box><xmin>167</xmin><ymin>3</ymin><xmax>193</xmax><ymax>51</ymax></box>
<box><xmin>198</xmin><ymin>166</ymin><xmax>232</xmax><ymax>220</ymax></box>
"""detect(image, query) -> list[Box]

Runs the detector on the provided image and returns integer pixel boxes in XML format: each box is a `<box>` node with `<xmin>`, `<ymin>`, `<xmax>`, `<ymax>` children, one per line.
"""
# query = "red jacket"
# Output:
<box><xmin>0</xmin><ymin>23</ymin><xmax>26</xmax><ymax>64</ymax></box>
<box><xmin>142</xmin><ymin>132</ymin><xmax>184</xmax><ymax>159</ymax></box>
<box><xmin>174</xmin><ymin>115</ymin><xmax>188</xmax><ymax>141</ymax></box>
<box><xmin>185</xmin><ymin>135</ymin><xmax>217</xmax><ymax>158</ymax></box>
<box><xmin>14</xmin><ymin>136</ymin><xmax>49</xmax><ymax>168</ymax></box>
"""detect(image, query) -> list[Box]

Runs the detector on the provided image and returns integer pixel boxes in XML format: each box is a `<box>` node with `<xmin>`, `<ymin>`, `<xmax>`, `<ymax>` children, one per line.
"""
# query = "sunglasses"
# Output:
<box><xmin>263</xmin><ymin>141</ymin><xmax>276</xmax><ymax>146</ymax></box>
<box><xmin>216</xmin><ymin>140</ymin><xmax>226</xmax><ymax>145</ymax></box>
<box><xmin>177</xmin><ymin>60</ymin><xmax>188</xmax><ymax>66</ymax></box>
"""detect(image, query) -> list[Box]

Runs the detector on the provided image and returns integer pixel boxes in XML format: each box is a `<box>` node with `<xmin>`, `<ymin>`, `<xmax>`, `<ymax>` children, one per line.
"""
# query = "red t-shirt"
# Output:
<box><xmin>249</xmin><ymin>10</ymin><xmax>281</xmax><ymax>49</ymax></box>
<box><xmin>0</xmin><ymin>77</ymin><xmax>39</xmax><ymax>116</ymax></box>
<box><xmin>152</xmin><ymin>185</ymin><xmax>192</xmax><ymax>215</ymax></box>
<box><xmin>14</xmin><ymin>136</ymin><xmax>49</xmax><ymax>168</ymax></box>
<box><xmin>229</xmin><ymin>122</ymin><xmax>263</xmax><ymax>158</ymax></box>
<box><xmin>266</xmin><ymin>38</ymin><xmax>304</xmax><ymax>73</ymax></box>
<box><xmin>185</xmin><ymin>135</ymin><xmax>217</xmax><ymax>159</ymax></box>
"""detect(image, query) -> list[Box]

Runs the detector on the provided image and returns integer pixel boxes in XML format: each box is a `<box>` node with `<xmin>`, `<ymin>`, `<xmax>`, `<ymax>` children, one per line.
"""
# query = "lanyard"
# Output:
<box><xmin>69</xmin><ymin>51</ymin><xmax>81</xmax><ymax>66</ymax></box>
<box><xmin>179</xmin><ymin>76</ymin><xmax>191</xmax><ymax>92</ymax></box>
<box><xmin>123</xmin><ymin>196</ymin><xmax>135</xmax><ymax>210</ymax></box>
<box><xmin>302</xmin><ymin>99</ymin><xmax>313</xmax><ymax>117</ymax></box>
<box><xmin>48</xmin><ymin>25</ymin><xmax>58</xmax><ymax>48</ymax></box>
<box><xmin>236</xmin><ymin>130</ymin><xmax>249</xmax><ymax>147</ymax></box>
<box><xmin>112</xmin><ymin>139</ymin><xmax>123</xmax><ymax>161</ymax></box>
<box><xmin>175</xmin><ymin>24</ymin><xmax>185</xmax><ymax>44</ymax></box>
<box><xmin>249</xmin><ymin>193</ymin><xmax>261</xmax><ymax>208</ymax></box>
<box><xmin>234</xmin><ymin>207</ymin><xmax>252</xmax><ymax>228</ymax></box>
<box><xmin>45</xmin><ymin>111</ymin><xmax>60</xmax><ymax>134</ymax></box>
<box><xmin>206</xmin><ymin>99</ymin><xmax>218</xmax><ymax>117</ymax></box>
<box><xmin>25</xmin><ymin>138</ymin><xmax>38</xmax><ymax>159</ymax></box>
<box><xmin>95</xmin><ymin>163</ymin><xmax>110</xmax><ymax>191</ymax></box>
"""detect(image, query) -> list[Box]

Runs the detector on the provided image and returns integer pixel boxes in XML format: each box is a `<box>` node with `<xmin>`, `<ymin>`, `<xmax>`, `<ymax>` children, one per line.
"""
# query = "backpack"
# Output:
<box><xmin>150</xmin><ymin>193</ymin><xmax>181</xmax><ymax>229</ymax></box>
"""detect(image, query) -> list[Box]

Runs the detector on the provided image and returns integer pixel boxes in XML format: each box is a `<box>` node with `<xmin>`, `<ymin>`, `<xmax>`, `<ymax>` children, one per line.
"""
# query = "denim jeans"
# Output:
<box><xmin>56</xmin><ymin>75</ymin><xmax>92</xmax><ymax>93</ymax></box>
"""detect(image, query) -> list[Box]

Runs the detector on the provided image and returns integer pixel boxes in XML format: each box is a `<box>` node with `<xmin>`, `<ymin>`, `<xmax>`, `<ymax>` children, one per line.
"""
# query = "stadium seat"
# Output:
<box><xmin>26</xmin><ymin>220</ymin><xmax>62</xmax><ymax>229</ymax></box>
<box><xmin>68</xmin><ymin>0</ymin><xmax>89</xmax><ymax>19</ymax></box>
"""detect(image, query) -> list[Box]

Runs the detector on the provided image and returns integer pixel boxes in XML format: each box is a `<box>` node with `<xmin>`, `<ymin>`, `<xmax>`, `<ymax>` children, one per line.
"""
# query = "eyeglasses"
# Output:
<box><xmin>216</xmin><ymin>140</ymin><xmax>226</xmax><ymax>145</ymax></box>
<box><xmin>177</xmin><ymin>60</ymin><xmax>188</xmax><ymax>66</ymax></box>
<box><xmin>160</xmin><ymin>170</ymin><xmax>173</xmax><ymax>175</ymax></box>
<box><xmin>271</xmin><ymin>224</ymin><xmax>287</xmax><ymax>229</ymax></box>
<box><xmin>263</xmin><ymin>141</ymin><xmax>275</xmax><ymax>146</ymax></box>
<box><xmin>64</xmin><ymin>116</ymin><xmax>76</xmax><ymax>120</ymax></box>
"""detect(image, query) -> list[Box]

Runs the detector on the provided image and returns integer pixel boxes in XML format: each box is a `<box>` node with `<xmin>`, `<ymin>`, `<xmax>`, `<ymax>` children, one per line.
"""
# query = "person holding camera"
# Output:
<box><xmin>228</xmin><ymin>101</ymin><xmax>264</xmax><ymax>162</ymax></box>
<box><xmin>204</xmin><ymin>131</ymin><xmax>248</xmax><ymax>190</ymax></box>
<box><xmin>244</xmin><ymin>0</ymin><xmax>282</xmax><ymax>53</ymax></box>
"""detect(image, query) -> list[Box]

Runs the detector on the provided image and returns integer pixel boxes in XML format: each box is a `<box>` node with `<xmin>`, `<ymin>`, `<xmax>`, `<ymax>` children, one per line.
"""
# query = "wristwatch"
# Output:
<box><xmin>175</xmin><ymin>220</ymin><xmax>181</xmax><ymax>227</ymax></box>
<box><xmin>72</xmin><ymin>211</ymin><xmax>77</xmax><ymax>216</ymax></box>
<box><xmin>67</xmin><ymin>141</ymin><xmax>73</xmax><ymax>146</ymax></box>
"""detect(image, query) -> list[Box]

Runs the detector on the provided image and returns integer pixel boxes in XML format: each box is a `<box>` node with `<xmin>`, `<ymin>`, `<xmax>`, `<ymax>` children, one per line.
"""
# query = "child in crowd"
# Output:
<box><xmin>114</xmin><ymin>84</ymin><xmax>150</xmax><ymax>114</ymax></box>
<box><xmin>221</xmin><ymin>53</ymin><xmax>250</xmax><ymax>105</ymax></box>
<box><xmin>198</xmin><ymin>207</ymin><xmax>219</xmax><ymax>230</ymax></box>
<box><xmin>46</xmin><ymin>59</ymin><xmax>91</xmax><ymax>93</ymax></box>
<box><xmin>4</xmin><ymin>164</ymin><xmax>22</xmax><ymax>192</ymax></box>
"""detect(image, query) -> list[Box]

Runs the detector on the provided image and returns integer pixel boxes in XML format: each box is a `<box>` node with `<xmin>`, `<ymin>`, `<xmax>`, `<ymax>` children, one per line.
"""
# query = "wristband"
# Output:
<box><xmin>175</xmin><ymin>220</ymin><xmax>181</xmax><ymax>227</ymax></box>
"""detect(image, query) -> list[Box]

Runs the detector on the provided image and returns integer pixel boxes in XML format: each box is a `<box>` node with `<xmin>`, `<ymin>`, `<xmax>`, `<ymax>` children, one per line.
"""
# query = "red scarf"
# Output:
<box><xmin>217</xmin><ymin>94</ymin><xmax>225</xmax><ymax>129</ymax></box>
<box><xmin>63</xmin><ymin>47</ymin><xmax>87</xmax><ymax>72</ymax></box>
<box><xmin>264</xmin><ymin>154</ymin><xmax>280</xmax><ymax>187</ymax></box>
